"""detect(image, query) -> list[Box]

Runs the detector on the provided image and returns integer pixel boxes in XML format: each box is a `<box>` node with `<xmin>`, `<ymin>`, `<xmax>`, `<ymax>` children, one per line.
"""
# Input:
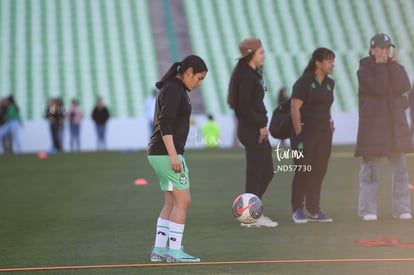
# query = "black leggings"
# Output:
<box><xmin>50</xmin><ymin>122</ymin><xmax>63</xmax><ymax>151</ymax></box>
<box><xmin>290</xmin><ymin>126</ymin><xmax>332</xmax><ymax>214</ymax></box>
<box><xmin>238</xmin><ymin>126</ymin><xmax>274</xmax><ymax>199</ymax></box>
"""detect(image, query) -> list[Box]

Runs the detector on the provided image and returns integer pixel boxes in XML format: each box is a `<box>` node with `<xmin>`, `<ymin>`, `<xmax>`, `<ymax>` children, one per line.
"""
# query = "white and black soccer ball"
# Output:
<box><xmin>232</xmin><ymin>193</ymin><xmax>263</xmax><ymax>224</ymax></box>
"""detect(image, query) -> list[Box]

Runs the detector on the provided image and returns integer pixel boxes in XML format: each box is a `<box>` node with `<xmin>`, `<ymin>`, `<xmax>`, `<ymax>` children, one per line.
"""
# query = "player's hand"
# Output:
<box><xmin>258</xmin><ymin>127</ymin><xmax>269</xmax><ymax>144</ymax></box>
<box><xmin>330</xmin><ymin>120</ymin><xmax>335</xmax><ymax>133</ymax></box>
<box><xmin>169</xmin><ymin>154</ymin><xmax>182</xmax><ymax>173</ymax></box>
<box><xmin>391</xmin><ymin>47</ymin><xmax>398</xmax><ymax>62</ymax></box>
<box><xmin>294</xmin><ymin>124</ymin><xmax>302</xmax><ymax>136</ymax></box>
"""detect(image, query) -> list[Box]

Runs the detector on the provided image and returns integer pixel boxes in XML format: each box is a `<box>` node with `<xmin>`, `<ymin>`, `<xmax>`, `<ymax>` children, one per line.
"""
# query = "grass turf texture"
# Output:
<box><xmin>1</xmin><ymin>146</ymin><xmax>414</xmax><ymax>274</ymax></box>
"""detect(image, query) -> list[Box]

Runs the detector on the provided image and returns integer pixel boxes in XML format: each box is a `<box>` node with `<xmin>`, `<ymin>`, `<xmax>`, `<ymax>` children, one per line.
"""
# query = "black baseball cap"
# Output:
<box><xmin>370</xmin><ymin>33</ymin><xmax>395</xmax><ymax>48</ymax></box>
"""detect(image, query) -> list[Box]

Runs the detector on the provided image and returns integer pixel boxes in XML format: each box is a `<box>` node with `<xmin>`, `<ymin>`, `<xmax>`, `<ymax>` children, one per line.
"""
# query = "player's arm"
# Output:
<box><xmin>291</xmin><ymin>98</ymin><xmax>303</xmax><ymax>136</ymax></box>
<box><xmin>162</xmin><ymin>134</ymin><xmax>182</xmax><ymax>173</ymax></box>
<box><xmin>158</xmin><ymin>88</ymin><xmax>182</xmax><ymax>173</ymax></box>
<box><xmin>237</xmin><ymin>72</ymin><xmax>268</xmax><ymax>128</ymax></box>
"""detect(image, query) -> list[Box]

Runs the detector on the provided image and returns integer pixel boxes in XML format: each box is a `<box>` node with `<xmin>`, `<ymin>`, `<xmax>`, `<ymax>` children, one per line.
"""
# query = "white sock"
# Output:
<box><xmin>168</xmin><ymin>221</ymin><xmax>185</xmax><ymax>250</ymax></box>
<box><xmin>154</xmin><ymin>217</ymin><xmax>169</xmax><ymax>248</ymax></box>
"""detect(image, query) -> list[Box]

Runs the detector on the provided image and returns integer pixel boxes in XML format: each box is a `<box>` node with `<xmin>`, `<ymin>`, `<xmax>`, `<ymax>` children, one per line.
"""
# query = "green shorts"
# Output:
<box><xmin>147</xmin><ymin>155</ymin><xmax>190</xmax><ymax>191</ymax></box>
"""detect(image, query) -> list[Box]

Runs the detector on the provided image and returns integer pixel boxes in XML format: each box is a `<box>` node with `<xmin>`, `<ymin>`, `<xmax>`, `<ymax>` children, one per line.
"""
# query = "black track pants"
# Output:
<box><xmin>238</xmin><ymin>125</ymin><xmax>274</xmax><ymax>199</ymax></box>
<box><xmin>290</xmin><ymin>126</ymin><xmax>332</xmax><ymax>214</ymax></box>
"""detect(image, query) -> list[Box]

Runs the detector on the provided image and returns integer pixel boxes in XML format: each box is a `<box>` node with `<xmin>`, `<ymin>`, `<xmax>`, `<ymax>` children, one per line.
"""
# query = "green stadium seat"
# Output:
<box><xmin>2</xmin><ymin>0</ymin><xmax>413</xmax><ymax>119</ymax></box>
<box><xmin>184</xmin><ymin>0</ymin><xmax>414</xmax><ymax>114</ymax></box>
<box><xmin>0</xmin><ymin>0</ymin><xmax>158</xmax><ymax>120</ymax></box>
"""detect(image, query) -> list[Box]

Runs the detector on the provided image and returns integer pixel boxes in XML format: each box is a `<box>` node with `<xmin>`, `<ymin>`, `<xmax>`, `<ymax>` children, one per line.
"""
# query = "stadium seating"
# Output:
<box><xmin>1</xmin><ymin>0</ymin><xmax>413</xmax><ymax>119</ymax></box>
<box><xmin>184</xmin><ymin>0</ymin><xmax>414</xmax><ymax>114</ymax></box>
<box><xmin>0</xmin><ymin>0</ymin><xmax>158</xmax><ymax>119</ymax></box>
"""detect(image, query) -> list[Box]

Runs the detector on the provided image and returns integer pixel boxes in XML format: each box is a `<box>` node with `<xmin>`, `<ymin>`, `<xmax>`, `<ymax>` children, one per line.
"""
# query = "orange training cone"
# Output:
<box><xmin>37</xmin><ymin>152</ymin><xmax>48</xmax><ymax>159</ymax></box>
<box><xmin>134</xmin><ymin>178</ymin><xmax>148</xmax><ymax>185</ymax></box>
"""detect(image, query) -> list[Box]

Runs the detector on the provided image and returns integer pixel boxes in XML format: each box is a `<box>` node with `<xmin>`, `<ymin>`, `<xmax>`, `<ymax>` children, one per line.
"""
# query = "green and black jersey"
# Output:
<box><xmin>291</xmin><ymin>72</ymin><xmax>334</xmax><ymax>129</ymax></box>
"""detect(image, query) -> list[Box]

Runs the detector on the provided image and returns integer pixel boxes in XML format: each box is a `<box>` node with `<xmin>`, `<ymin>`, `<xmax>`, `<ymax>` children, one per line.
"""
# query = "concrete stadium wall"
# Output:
<box><xmin>8</xmin><ymin>111</ymin><xmax>363</xmax><ymax>154</ymax></box>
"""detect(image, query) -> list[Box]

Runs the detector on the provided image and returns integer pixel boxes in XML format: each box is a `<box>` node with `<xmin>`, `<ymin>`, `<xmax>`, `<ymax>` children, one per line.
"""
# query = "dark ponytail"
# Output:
<box><xmin>155</xmin><ymin>55</ymin><xmax>208</xmax><ymax>89</ymax></box>
<box><xmin>155</xmin><ymin>62</ymin><xmax>181</xmax><ymax>89</ymax></box>
<box><xmin>303</xmin><ymin>47</ymin><xmax>335</xmax><ymax>74</ymax></box>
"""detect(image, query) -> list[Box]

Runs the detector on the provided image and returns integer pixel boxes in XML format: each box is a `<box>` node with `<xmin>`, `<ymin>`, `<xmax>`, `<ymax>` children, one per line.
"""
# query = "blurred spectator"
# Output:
<box><xmin>68</xmin><ymin>99</ymin><xmax>84</xmax><ymax>151</ymax></box>
<box><xmin>201</xmin><ymin>114</ymin><xmax>221</xmax><ymax>148</ymax></box>
<box><xmin>45</xmin><ymin>98</ymin><xmax>65</xmax><ymax>153</ymax></box>
<box><xmin>277</xmin><ymin>87</ymin><xmax>289</xmax><ymax>146</ymax></box>
<box><xmin>0</xmin><ymin>96</ymin><xmax>21</xmax><ymax>153</ymax></box>
<box><xmin>0</xmin><ymin>95</ymin><xmax>21</xmax><ymax>153</ymax></box>
<box><xmin>278</xmin><ymin>86</ymin><xmax>289</xmax><ymax>105</ymax></box>
<box><xmin>92</xmin><ymin>97</ymin><xmax>110</xmax><ymax>150</ymax></box>
<box><xmin>0</xmin><ymin>97</ymin><xmax>13</xmax><ymax>153</ymax></box>
<box><xmin>144</xmin><ymin>87</ymin><xmax>159</xmax><ymax>139</ymax></box>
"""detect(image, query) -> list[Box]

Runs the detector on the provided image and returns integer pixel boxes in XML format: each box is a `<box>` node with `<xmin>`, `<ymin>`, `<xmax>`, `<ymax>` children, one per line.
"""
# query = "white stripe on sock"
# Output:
<box><xmin>168</xmin><ymin>221</ymin><xmax>185</xmax><ymax>250</ymax></box>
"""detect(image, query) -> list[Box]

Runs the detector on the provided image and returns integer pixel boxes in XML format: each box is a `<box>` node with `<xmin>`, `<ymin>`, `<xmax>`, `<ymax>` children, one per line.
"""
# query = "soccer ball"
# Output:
<box><xmin>232</xmin><ymin>193</ymin><xmax>263</xmax><ymax>224</ymax></box>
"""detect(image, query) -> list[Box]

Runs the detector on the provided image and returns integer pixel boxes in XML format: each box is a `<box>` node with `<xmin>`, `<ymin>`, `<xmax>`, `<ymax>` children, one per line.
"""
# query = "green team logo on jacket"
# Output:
<box><xmin>326</xmin><ymin>83</ymin><xmax>332</xmax><ymax>91</ymax></box>
<box><xmin>311</xmin><ymin>83</ymin><xmax>317</xmax><ymax>88</ymax></box>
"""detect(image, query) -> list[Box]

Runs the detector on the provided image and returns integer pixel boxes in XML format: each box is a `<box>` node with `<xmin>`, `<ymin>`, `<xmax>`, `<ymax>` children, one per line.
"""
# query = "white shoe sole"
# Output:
<box><xmin>245</xmin><ymin>223</ymin><xmax>278</xmax><ymax>227</ymax></box>
<box><xmin>308</xmin><ymin>219</ymin><xmax>333</xmax><ymax>222</ymax></box>
<box><xmin>240</xmin><ymin>222</ymin><xmax>278</xmax><ymax>227</ymax></box>
<box><xmin>363</xmin><ymin>214</ymin><xmax>378</xmax><ymax>221</ymax></box>
<box><xmin>394</xmin><ymin>213</ymin><xmax>412</xmax><ymax>220</ymax></box>
<box><xmin>292</xmin><ymin>214</ymin><xmax>308</xmax><ymax>223</ymax></box>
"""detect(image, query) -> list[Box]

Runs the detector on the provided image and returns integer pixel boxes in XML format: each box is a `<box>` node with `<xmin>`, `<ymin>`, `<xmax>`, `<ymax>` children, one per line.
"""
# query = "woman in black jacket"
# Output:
<box><xmin>355</xmin><ymin>33</ymin><xmax>412</xmax><ymax>221</ymax></box>
<box><xmin>228</xmin><ymin>38</ymin><xmax>278</xmax><ymax>228</ymax></box>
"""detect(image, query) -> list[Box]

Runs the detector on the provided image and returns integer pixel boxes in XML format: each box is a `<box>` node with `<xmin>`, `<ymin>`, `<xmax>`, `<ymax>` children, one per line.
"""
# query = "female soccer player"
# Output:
<box><xmin>290</xmin><ymin>48</ymin><xmax>335</xmax><ymax>223</ymax></box>
<box><xmin>148</xmin><ymin>55</ymin><xmax>208</xmax><ymax>262</ymax></box>
<box><xmin>227</xmin><ymin>38</ymin><xmax>278</xmax><ymax>228</ymax></box>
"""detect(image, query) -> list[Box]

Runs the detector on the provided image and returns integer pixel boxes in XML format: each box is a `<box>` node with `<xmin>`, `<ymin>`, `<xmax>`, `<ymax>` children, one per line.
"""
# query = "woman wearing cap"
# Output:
<box><xmin>228</xmin><ymin>38</ymin><xmax>278</xmax><ymax>228</ymax></box>
<box><xmin>148</xmin><ymin>55</ymin><xmax>208</xmax><ymax>262</ymax></box>
<box><xmin>355</xmin><ymin>33</ymin><xmax>412</xmax><ymax>221</ymax></box>
<box><xmin>290</xmin><ymin>48</ymin><xmax>335</xmax><ymax>224</ymax></box>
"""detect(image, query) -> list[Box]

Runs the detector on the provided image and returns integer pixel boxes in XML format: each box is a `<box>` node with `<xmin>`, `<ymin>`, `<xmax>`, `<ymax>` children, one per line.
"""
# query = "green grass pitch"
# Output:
<box><xmin>1</xmin><ymin>146</ymin><xmax>414</xmax><ymax>274</ymax></box>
